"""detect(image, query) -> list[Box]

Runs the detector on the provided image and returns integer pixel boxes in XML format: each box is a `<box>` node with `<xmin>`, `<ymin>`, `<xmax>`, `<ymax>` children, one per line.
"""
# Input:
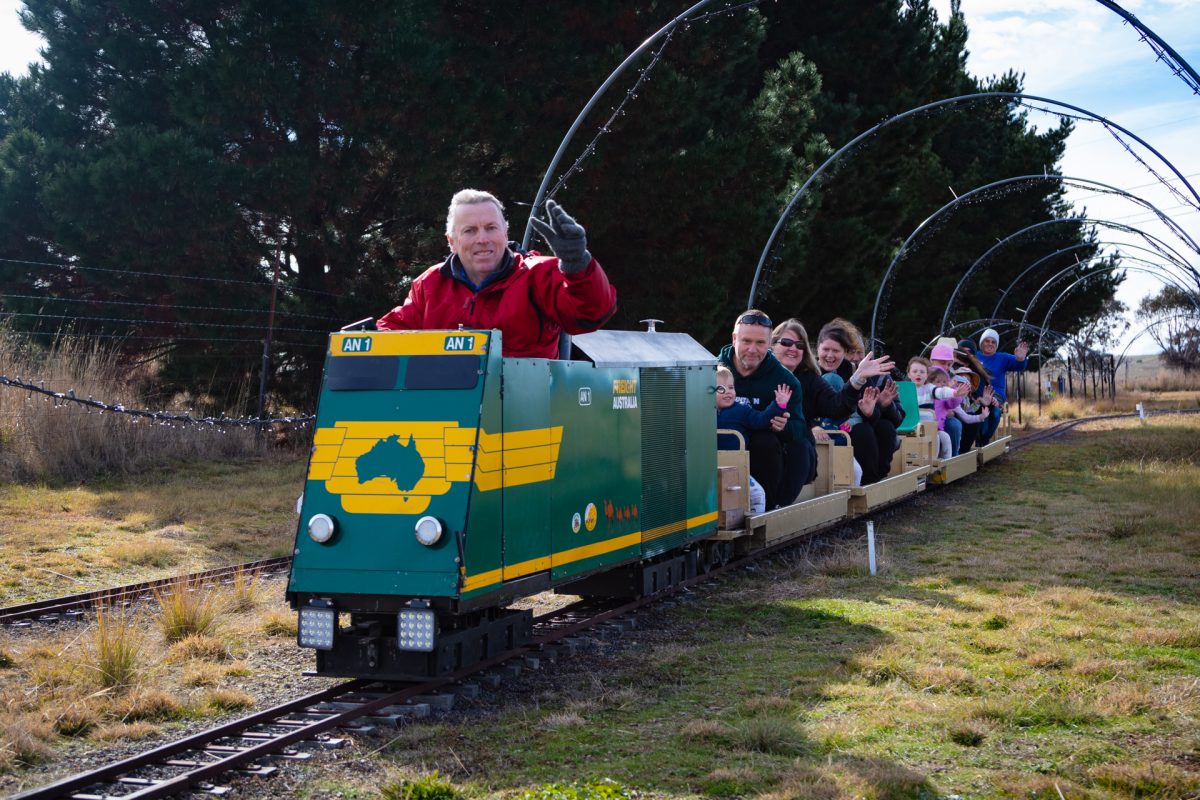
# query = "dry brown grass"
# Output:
<box><xmin>1090</xmin><ymin>760</ymin><xmax>1200</xmax><ymax>798</ymax></box>
<box><xmin>260</xmin><ymin>607</ymin><xmax>298</xmax><ymax>638</ymax></box>
<box><xmin>154</xmin><ymin>579</ymin><xmax>223</xmax><ymax>643</ymax></box>
<box><xmin>167</xmin><ymin>634</ymin><xmax>232</xmax><ymax>663</ymax></box>
<box><xmin>198</xmin><ymin>688</ymin><xmax>255</xmax><ymax>714</ymax></box>
<box><xmin>0</xmin><ymin>713</ymin><xmax>54</xmax><ymax>771</ymax></box>
<box><xmin>680</xmin><ymin>718</ymin><xmax>728</xmax><ymax>739</ymax></box>
<box><xmin>88</xmin><ymin>604</ymin><xmax>144</xmax><ymax>689</ymax></box>
<box><xmin>0</xmin><ymin>591</ymin><xmax>308</xmax><ymax>776</ymax></box>
<box><xmin>0</xmin><ymin>330</ymin><xmax>264</xmax><ymax>483</ymax></box>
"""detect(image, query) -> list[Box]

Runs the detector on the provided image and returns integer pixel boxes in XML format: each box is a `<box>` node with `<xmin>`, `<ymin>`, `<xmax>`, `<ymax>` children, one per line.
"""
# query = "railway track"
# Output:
<box><xmin>0</xmin><ymin>557</ymin><xmax>293</xmax><ymax>627</ymax></box>
<box><xmin>7</xmin><ymin>407</ymin><xmax>1197</xmax><ymax>797</ymax></box>
<box><xmin>7</xmin><ymin>592</ymin><xmax>689</xmax><ymax>800</ymax></box>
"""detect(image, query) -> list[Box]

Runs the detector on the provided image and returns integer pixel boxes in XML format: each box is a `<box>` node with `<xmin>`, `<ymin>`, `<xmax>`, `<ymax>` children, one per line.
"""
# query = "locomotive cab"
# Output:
<box><xmin>288</xmin><ymin>328</ymin><xmax>717</xmax><ymax>680</ymax></box>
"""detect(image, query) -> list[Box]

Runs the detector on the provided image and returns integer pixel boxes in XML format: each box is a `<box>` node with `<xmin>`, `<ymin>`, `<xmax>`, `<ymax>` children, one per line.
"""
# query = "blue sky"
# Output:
<box><xmin>931</xmin><ymin>0</ymin><xmax>1200</xmax><ymax>354</ymax></box>
<box><xmin>2</xmin><ymin>1</ymin><xmax>1197</xmax><ymax>354</ymax></box>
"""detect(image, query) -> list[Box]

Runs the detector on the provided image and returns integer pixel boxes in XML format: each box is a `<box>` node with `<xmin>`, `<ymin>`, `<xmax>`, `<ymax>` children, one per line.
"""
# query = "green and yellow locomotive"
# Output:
<box><xmin>287</xmin><ymin>327</ymin><xmax>720</xmax><ymax>680</ymax></box>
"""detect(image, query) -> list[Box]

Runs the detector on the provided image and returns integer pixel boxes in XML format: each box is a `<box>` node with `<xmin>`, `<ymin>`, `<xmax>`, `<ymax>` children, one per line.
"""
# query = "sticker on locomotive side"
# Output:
<box><xmin>443</xmin><ymin>335</ymin><xmax>475</xmax><ymax>351</ymax></box>
<box><xmin>341</xmin><ymin>336</ymin><xmax>373</xmax><ymax>353</ymax></box>
<box><xmin>584</xmin><ymin>502</ymin><xmax>598</xmax><ymax>532</ymax></box>
<box><xmin>571</xmin><ymin>512</ymin><xmax>582</xmax><ymax>533</ymax></box>
<box><xmin>308</xmin><ymin>421</ymin><xmax>563</xmax><ymax>514</ymax></box>
<box><xmin>612</xmin><ymin>378</ymin><xmax>638</xmax><ymax>409</ymax></box>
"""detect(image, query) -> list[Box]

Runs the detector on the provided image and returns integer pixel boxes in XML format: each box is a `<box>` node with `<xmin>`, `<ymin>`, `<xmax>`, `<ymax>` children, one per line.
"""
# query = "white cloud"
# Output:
<box><xmin>0</xmin><ymin>1</ymin><xmax>42</xmax><ymax>77</ymax></box>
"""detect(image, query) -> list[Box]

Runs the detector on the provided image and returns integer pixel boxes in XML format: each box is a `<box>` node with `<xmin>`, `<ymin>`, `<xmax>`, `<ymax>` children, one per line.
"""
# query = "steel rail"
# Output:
<box><xmin>0</xmin><ymin>556</ymin><xmax>293</xmax><ymax>626</ymax></box>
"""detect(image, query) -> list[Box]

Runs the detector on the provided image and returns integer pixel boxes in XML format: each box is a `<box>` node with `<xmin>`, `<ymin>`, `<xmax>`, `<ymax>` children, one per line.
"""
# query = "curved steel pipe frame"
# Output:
<box><xmin>867</xmin><ymin>172</ymin><xmax>1200</xmax><ymax>347</ymax></box>
<box><xmin>1094</xmin><ymin>0</ymin><xmax>1200</xmax><ymax>94</ymax></box>
<box><xmin>989</xmin><ymin>240</ymin><xmax>1191</xmax><ymax>323</ymax></box>
<box><xmin>937</xmin><ymin>216</ymin><xmax>1197</xmax><ymax>343</ymax></box>
<box><xmin>521</xmin><ymin>0</ymin><xmax>717</xmax><ymax>249</ymax></box>
<box><xmin>749</xmin><ymin>91</ymin><xmax>1200</xmax><ymax>312</ymax></box>
<box><xmin>1031</xmin><ymin>264</ymin><xmax>1200</xmax><ymax>365</ymax></box>
<box><xmin>1114</xmin><ymin>315</ymin><xmax>1200</xmax><ymax>371</ymax></box>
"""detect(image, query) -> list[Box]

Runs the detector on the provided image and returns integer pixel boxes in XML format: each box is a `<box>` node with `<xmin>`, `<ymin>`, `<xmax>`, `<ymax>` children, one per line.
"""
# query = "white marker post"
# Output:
<box><xmin>867</xmin><ymin>521</ymin><xmax>877</xmax><ymax>576</ymax></box>
<box><xmin>1136</xmin><ymin>402</ymin><xmax>1147</xmax><ymax>423</ymax></box>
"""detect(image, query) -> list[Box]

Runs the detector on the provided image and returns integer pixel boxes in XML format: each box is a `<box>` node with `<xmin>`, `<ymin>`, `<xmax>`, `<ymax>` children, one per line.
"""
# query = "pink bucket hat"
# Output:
<box><xmin>930</xmin><ymin>343</ymin><xmax>957</xmax><ymax>362</ymax></box>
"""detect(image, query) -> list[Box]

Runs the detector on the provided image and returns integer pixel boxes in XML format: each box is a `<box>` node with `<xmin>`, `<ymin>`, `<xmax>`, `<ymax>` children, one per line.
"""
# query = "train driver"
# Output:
<box><xmin>377</xmin><ymin>190</ymin><xmax>618</xmax><ymax>358</ymax></box>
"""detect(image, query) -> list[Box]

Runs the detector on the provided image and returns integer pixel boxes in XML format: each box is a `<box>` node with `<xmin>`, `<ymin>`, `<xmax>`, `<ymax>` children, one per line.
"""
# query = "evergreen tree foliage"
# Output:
<box><xmin>0</xmin><ymin>0</ymin><xmax>1120</xmax><ymax>407</ymax></box>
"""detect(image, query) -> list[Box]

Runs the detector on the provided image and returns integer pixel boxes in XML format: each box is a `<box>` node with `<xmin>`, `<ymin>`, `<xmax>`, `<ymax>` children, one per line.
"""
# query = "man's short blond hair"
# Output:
<box><xmin>446</xmin><ymin>189</ymin><xmax>507</xmax><ymax>236</ymax></box>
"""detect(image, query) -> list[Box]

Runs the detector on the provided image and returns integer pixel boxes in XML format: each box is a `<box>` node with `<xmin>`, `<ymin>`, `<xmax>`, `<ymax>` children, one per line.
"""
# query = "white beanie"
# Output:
<box><xmin>980</xmin><ymin>328</ymin><xmax>1000</xmax><ymax>345</ymax></box>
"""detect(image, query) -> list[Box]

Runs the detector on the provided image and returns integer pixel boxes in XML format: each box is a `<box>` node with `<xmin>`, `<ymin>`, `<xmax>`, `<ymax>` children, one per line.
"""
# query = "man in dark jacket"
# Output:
<box><xmin>717</xmin><ymin>311</ymin><xmax>803</xmax><ymax>510</ymax></box>
<box><xmin>377</xmin><ymin>190</ymin><xmax>617</xmax><ymax>357</ymax></box>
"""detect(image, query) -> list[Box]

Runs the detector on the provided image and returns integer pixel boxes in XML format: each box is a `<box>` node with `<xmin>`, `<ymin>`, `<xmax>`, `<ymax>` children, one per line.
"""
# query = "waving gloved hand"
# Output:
<box><xmin>530</xmin><ymin>199</ymin><xmax>592</xmax><ymax>274</ymax></box>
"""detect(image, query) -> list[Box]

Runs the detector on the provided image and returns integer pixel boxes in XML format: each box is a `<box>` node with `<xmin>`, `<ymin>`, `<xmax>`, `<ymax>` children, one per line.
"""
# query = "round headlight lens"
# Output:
<box><xmin>308</xmin><ymin>513</ymin><xmax>336</xmax><ymax>543</ymax></box>
<box><xmin>414</xmin><ymin>516</ymin><xmax>443</xmax><ymax>546</ymax></box>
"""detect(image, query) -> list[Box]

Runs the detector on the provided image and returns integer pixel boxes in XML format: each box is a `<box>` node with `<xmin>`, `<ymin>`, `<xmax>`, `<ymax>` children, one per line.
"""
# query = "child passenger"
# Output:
<box><xmin>715</xmin><ymin>366</ymin><xmax>792</xmax><ymax>515</ymax></box>
<box><xmin>928</xmin><ymin>366</ymin><xmax>977</xmax><ymax>456</ymax></box>
<box><xmin>906</xmin><ymin>356</ymin><xmax>964</xmax><ymax>460</ymax></box>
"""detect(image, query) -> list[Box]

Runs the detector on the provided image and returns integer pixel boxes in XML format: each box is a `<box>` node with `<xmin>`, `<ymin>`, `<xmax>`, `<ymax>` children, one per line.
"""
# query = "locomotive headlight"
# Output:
<box><xmin>398</xmin><ymin>605</ymin><xmax>437</xmax><ymax>652</ymax></box>
<box><xmin>308</xmin><ymin>513</ymin><xmax>336</xmax><ymax>544</ymax></box>
<box><xmin>298</xmin><ymin>602</ymin><xmax>336</xmax><ymax>650</ymax></box>
<box><xmin>414</xmin><ymin>516</ymin><xmax>443</xmax><ymax>546</ymax></box>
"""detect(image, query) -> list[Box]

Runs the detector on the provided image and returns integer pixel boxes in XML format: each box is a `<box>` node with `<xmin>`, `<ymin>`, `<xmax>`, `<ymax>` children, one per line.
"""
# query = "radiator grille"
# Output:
<box><xmin>639</xmin><ymin>368</ymin><xmax>687</xmax><ymax>548</ymax></box>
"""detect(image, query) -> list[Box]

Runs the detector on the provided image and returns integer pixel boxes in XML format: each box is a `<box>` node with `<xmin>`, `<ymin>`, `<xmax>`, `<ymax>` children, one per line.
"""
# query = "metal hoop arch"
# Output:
<box><xmin>521</xmin><ymin>0</ymin><xmax>718</xmax><ymax>249</ymax></box>
<box><xmin>748</xmin><ymin>91</ymin><xmax>1200</xmax><ymax>310</ymax></box>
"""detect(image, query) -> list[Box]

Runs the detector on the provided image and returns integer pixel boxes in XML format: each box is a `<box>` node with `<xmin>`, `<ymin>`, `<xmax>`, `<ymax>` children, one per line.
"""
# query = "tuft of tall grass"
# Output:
<box><xmin>89</xmin><ymin>604</ymin><xmax>143</xmax><ymax>690</ymax></box>
<box><xmin>112</xmin><ymin>688</ymin><xmax>185</xmax><ymax>722</ymax></box>
<box><xmin>154</xmin><ymin>579</ymin><xmax>223</xmax><ymax>643</ymax></box>
<box><xmin>1044</xmin><ymin>398</ymin><xmax>1080</xmax><ymax>421</ymax></box>
<box><xmin>381</xmin><ymin>772</ymin><xmax>464</xmax><ymax>800</ymax></box>
<box><xmin>733</xmin><ymin>714</ymin><xmax>808</xmax><ymax>755</ymax></box>
<box><xmin>260</xmin><ymin>608</ymin><xmax>298</xmax><ymax>637</ymax></box>
<box><xmin>200</xmin><ymin>688</ymin><xmax>256</xmax><ymax>714</ymax></box>
<box><xmin>226</xmin><ymin>567</ymin><xmax>261</xmax><ymax>612</ymax></box>
<box><xmin>0</xmin><ymin>713</ymin><xmax>54</xmax><ymax>771</ymax></box>
<box><xmin>167</xmin><ymin>634</ymin><xmax>231</xmax><ymax>663</ymax></box>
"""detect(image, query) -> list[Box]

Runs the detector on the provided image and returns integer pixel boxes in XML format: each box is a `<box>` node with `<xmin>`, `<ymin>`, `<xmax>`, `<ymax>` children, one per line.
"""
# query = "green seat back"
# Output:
<box><xmin>895</xmin><ymin>380</ymin><xmax>921</xmax><ymax>434</ymax></box>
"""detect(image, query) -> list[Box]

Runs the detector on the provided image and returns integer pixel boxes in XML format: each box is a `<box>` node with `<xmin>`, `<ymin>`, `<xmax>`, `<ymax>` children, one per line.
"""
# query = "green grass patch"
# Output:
<box><xmin>346</xmin><ymin>417</ymin><xmax>1200</xmax><ymax>798</ymax></box>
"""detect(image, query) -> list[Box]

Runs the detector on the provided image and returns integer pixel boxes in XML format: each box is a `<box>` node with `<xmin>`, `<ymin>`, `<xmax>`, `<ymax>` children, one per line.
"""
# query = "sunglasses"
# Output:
<box><xmin>737</xmin><ymin>313</ymin><xmax>773</xmax><ymax>328</ymax></box>
<box><xmin>773</xmin><ymin>337</ymin><xmax>802</xmax><ymax>349</ymax></box>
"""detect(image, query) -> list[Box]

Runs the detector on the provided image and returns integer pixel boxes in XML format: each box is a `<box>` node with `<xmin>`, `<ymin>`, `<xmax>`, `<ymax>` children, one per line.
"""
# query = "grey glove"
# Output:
<box><xmin>529</xmin><ymin>199</ymin><xmax>592</xmax><ymax>274</ymax></box>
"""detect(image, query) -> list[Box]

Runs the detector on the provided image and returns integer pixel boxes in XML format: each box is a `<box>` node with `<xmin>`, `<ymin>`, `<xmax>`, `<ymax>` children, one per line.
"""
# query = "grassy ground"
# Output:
<box><xmin>2</xmin><ymin>416</ymin><xmax>1197</xmax><ymax>798</ymax></box>
<box><xmin>334</xmin><ymin>416</ymin><xmax>1199</xmax><ymax>800</ymax></box>
<box><xmin>0</xmin><ymin>456</ymin><xmax>305</xmax><ymax>605</ymax></box>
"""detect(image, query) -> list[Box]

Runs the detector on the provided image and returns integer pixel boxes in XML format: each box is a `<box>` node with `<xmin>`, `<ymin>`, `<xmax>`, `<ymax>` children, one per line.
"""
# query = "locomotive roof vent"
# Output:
<box><xmin>573</xmin><ymin>329</ymin><xmax>716</xmax><ymax>369</ymax></box>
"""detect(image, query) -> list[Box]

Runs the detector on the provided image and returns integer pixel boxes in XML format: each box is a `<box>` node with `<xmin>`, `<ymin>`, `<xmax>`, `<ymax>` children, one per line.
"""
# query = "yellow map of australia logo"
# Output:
<box><xmin>307</xmin><ymin>421</ymin><xmax>563</xmax><ymax>515</ymax></box>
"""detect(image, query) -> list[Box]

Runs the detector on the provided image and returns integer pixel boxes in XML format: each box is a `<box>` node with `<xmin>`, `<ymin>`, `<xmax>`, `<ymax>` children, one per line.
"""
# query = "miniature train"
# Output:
<box><xmin>286</xmin><ymin>328</ymin><xmax>1009</xmax><ymax>680</ymax></box>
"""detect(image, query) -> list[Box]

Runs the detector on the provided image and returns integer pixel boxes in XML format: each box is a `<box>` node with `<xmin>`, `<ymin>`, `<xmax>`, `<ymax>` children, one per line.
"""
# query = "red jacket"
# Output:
<box><xmin>377</xmin><ymin>250</ymin><xmax>617</xmax><ymax>358</ymax></box>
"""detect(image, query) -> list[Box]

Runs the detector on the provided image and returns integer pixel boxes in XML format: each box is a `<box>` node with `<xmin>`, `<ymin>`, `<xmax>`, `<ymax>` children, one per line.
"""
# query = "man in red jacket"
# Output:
<box><xmin>377</xmin><ymin>190</ymin><xmax>618</xmax><ymax>357</ymax></box>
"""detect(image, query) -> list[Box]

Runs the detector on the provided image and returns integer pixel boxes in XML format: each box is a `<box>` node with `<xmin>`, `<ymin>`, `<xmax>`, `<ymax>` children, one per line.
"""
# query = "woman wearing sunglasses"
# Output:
<box><xmin>772</xmin><ymin>319</ymin><xmax>901</xmax><ymax>490</ymax></box>
<box><xmin>769</xmin><ymin>318</ymin><xmax>896</xmax><ymax>502</ymax></box>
